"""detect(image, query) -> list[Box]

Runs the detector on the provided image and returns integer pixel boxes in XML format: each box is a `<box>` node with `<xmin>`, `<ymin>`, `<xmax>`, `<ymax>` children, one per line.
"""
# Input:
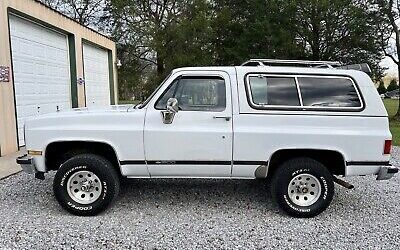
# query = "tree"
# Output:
<box><xmin>40</xmin><ymin>0</ymin><xmax>106</xmax><ymax>28</ymax></box>
<box><xmin>105</xmin><ymin>0</ymin><xmax>215</xmax><ymax>98</ymax></box>
<box><xmin>387</xmin><ymin>78</ymin><xmax>399</xmax><ymax>92</ymax></box>
<box><xmin>293</xmin><ymin>0</ymin><xmax>385</xmax><ymax>78</ymax></box>
<box><xmin>377</xmin><ymin>0</ymin><xmax>400</xmax><ymax>118</ymax></box>
<box><xmin>377</xmin><ymin>80</ymin><xmax>387</xmax><ymax>94</ymax></box>
<box><xmin>41</xmin><ymin>0</ymin><xmax>389</xmax><ymax>102</ymax></box>
<box><xmin>211</xmin><ymin>0</ymin><xmax>303</xmax><ymax>65</ymax></box>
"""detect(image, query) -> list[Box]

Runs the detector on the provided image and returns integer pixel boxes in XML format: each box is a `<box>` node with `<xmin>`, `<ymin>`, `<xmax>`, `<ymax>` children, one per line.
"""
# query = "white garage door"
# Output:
<box><xmin>9</xmin><ymin>15</ymin><xmax>71</xmax><ymax>146</ymax></box>
<box><xmin>83</xmin><ymin>44</ymin><xmax>110</xmax><ymax>107</ymax></box>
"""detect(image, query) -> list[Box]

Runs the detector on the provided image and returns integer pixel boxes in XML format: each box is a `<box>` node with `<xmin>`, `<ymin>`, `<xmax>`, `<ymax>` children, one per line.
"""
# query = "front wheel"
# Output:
<box><xmin>270</xmin><ymin>157</ymin><xmax>334</xmax><ymax>218</ymax></box>
<box><xmin>53</xmin><ymin>154</ymin><xmax>120</xmax><ymax>216</ymax></box>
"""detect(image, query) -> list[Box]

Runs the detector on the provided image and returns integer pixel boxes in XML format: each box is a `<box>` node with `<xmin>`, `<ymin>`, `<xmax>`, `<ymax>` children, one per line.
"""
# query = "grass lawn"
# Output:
<box><xmin>384</xmin><ymin>99</ymin><xmax>400</xmax><ymax>146</ymax></box>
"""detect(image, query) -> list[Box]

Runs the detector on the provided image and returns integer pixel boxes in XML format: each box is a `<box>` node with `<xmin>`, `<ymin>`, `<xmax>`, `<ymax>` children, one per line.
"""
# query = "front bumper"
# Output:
<box><xmin>16</xmin><ymin>154</ymin><xmax>37</xmax><ymax>174</ymax></box>
<box><xmin>376</xmin><ymin>165</ymin><xmax>399</xmax><ymax>180</ymax></box>
<box><xmin>16</xmin><ymin>154</ymin><xmax>45</xmax><ymax>180</ymax></box>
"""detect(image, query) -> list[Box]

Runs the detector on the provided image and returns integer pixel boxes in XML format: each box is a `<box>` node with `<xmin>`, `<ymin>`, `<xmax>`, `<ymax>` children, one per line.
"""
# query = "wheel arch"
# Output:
<box><xmin>266</xmin><ymin>148</ymin><xmax>346</xmax><ymax>178</ymax></box>
<box><xmin>44</xmin><ymin>140</ymin><xmax>121</xmax><ymax>174</ymax></box>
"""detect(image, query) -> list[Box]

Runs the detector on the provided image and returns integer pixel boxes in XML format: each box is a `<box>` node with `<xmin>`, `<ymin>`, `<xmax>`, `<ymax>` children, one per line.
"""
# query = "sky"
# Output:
<box><xmin>380</xmin><ymin>56</ymin><xmax>398</xmax><ymax>77</ymax></box>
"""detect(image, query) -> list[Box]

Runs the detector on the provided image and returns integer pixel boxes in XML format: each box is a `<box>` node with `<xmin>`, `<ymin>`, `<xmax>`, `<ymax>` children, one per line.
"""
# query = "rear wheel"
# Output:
<box><xmin>270</xmin><ymin>157</ymin><xmax>334</xmax><ymax>218</ymax></box>
<box><xmin>53</xmin><ymin>154</ymin><xmax>120</xmax><ymax>216</ymax></box>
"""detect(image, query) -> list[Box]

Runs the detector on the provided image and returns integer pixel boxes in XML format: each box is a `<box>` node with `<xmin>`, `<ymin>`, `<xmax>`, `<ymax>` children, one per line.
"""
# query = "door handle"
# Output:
<box><xmin>213</xmin><ymin>116</ymin><xmax>231</xmax><ymax>121</ymax></box>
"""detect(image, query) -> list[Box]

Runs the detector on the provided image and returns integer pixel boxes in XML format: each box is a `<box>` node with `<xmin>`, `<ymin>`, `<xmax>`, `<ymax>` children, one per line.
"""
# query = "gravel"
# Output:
<box><xmin>1</xmin><ymin>149</ymin><xmax>400</xmax><ymax>249</ymax></box>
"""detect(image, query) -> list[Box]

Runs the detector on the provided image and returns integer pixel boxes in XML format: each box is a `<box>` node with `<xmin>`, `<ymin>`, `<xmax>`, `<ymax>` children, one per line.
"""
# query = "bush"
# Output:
<box><xmin>377</xmin><ymin>80</ymin><xmax>387</xmax><ymax>94</ymax></box>
<box><xmin>387</xmin><ymin>79</ymin><xmax>399</xmax><ymax>92</ymax></box>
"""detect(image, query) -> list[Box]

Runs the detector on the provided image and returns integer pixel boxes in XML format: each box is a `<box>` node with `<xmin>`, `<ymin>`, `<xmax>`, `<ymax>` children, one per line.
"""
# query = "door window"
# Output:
<box><xmin>155</xmin><ymin>76</ymin><xmax>226</xmax><ymax>111</ymax></box>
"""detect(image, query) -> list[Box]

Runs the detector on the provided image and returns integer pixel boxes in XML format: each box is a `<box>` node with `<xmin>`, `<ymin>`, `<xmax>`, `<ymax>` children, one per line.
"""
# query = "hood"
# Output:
<box><xmin>23</xmin><ymin>104</ymin><xmax>147</xmax><ymax>150</ymax></box>
<box><xmin>30</xmin><ymin>104</ymin><xmax>133</xmax><ymax>118</ymax></box>
<box><xmin>24</xmin><ymin>104</ymin><xmax>142</xmax><ymax>126</ymax></box>
<box><xmin>71</xmin><ymin>104</ymin><xmax>133</xmax><ymax>113</ymax></box>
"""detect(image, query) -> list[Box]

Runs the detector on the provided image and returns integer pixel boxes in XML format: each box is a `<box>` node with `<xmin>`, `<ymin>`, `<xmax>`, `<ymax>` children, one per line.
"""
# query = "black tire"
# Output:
<box><xmin>270</xmin><ymin>157</ymin><xmax>334</xmax><ymax>218</ymax></box>
<box><xmin>53</xmin><ymin>154</ymin><xmax>120</xmax><ymax>216</ymax></box>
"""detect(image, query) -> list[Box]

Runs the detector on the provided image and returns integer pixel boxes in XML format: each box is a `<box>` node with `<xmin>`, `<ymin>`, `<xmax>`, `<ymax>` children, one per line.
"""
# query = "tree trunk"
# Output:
<box><xmin>393</xmin><ymin>26</ymin><xmax>400</xmax><ymax>120</ymax></box>
<box><xmin>157</xmin><ymin>54</ymin><xmax>164</xmax><ymax>75</ymax></box>
<box><xmin>394</xmin><ymin>63</ymin><xmax>400</xmax><ymax>120</ymax></box>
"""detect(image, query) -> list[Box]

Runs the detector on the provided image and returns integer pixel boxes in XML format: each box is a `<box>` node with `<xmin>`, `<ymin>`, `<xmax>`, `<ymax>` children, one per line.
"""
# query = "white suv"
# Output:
<box><xmin>17</xmin><ymin>59</ymin><xmax>398</xmax><ymax>217</ymax></box>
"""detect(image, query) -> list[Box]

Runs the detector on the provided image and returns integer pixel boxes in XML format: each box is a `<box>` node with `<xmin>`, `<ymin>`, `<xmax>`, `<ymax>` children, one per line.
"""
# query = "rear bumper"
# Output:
<box><xmin>16</xmin><ymin>154</ymin><xmax>38</xmax><ymax>174</ymax></box>
<box><xmin>376</xmin><ymin>165</ymin><xmax>399</xmax><ymax>180</ymax></box>
<box><xmin>346</xmin><ymin>162</ymin><xmax>398</xmax><ymax>180</ymax></box>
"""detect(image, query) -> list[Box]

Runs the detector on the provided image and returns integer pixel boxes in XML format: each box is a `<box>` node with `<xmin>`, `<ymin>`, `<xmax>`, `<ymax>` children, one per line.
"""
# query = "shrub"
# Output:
<box><xmin>387</xmin><ymin>79</ymin><xmax>399</xmax><ymax>92</ymax></box>
<box><xmin>377</xmin><ymin>80</ymin><xmax>387</xmax><ymax>94</ymax></box>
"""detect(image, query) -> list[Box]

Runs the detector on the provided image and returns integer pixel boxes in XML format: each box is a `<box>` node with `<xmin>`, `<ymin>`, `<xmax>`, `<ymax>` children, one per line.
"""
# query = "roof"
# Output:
<box><xmin>172</xmin><ymin>65</ymin><xmax>365</xmax><ymax>74</ymax></box>
<box><xmin>171</xmin><ymin>65</ymin><xmax>372</xmax><ymax>87</ymax></box>
<box><xmin>32</xmin><ymin>0</ymin><xmax>112</xmax><ymax>41</ymax></box>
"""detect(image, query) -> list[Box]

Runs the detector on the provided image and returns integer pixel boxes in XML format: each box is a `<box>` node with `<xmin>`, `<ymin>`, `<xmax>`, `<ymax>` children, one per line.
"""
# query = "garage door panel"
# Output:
<box><xmin>11</xmin><ymin>19</ymin><xmax>67</xmax><ymax>49</ymax></box>
<box><xmin>83</xmin><ymin>44</ymin><xmax>110</xmax><ymax>107</ymax></box>
<box><xmin>10</xmin><ymin>15</ymin><xmax>71</xmax><ymax>146</ymax></box>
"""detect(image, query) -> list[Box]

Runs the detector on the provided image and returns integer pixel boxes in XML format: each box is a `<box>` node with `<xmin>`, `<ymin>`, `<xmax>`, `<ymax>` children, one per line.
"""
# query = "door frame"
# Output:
<box><xmin>143</xmin><ymin>69</ymin><xmax>234</xmax><ymax>177</ymax></box>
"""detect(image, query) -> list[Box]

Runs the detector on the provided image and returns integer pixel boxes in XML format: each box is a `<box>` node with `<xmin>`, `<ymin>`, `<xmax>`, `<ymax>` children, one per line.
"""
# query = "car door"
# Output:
<box><xmin>144</xmin><ymin>71</ymin><xmax>233</xmax><ymax>177</ymax></box>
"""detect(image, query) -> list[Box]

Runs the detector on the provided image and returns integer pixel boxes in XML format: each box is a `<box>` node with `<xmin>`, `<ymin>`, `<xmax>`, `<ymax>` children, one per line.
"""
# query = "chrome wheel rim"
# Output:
<box><xmin>67</xmin><ymin>170</ymin><xmax>102</xmax><ymax>205</ymax></box>
<box><xmin>287</xmin><ymin>174</ymin><xmax>321</xmax><ymax>207</ymax></box>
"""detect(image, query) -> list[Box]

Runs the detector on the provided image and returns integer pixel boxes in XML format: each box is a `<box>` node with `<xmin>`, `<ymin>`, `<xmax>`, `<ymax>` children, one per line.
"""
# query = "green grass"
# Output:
<box><xmin>384</xmin><ymin>99</ymin><xmax>398</xmax><ymax>117</ymax></box>
<box><xmin>383</xmin><ymin>99</ymin><xmax>400</xmax><ymax>146</ymax></box>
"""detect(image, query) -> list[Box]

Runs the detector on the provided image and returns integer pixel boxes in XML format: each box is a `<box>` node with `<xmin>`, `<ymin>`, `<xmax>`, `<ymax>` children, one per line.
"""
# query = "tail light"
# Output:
<box><xmin>383</xmin><ymin>140</ymin><xmax>392</xmax><ymax>155</ymax></box>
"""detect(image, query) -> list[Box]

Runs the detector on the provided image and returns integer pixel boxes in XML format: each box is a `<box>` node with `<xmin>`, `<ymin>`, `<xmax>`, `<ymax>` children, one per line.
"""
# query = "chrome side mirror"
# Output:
<box><xmin>161</xmin><ymin>98</ymin><xmax>179</xmax><ymax>124</ymax></box>
<box><xmin>166</xmin><ymin>98</ymin><xmax>179</xmax><ymax>113</ymax></box>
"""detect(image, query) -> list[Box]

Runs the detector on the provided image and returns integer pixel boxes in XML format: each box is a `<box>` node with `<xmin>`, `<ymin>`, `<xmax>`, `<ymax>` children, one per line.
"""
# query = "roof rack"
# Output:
<box><xmin>241</xmin><ymin>59</ymin><xmax>371</xmax><ymax>74</ymax></box>
<box><xmin>241</xmin><ymin>59</ymin><xmax>342</xmax><ymax>68</ymax></box>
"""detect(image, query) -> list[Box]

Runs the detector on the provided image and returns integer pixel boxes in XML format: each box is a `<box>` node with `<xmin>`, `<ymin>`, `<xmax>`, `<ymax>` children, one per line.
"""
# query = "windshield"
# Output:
<box><xmin>136</xmin><ymin>72</ymin><xmax>172</xmax><ymax>109</ymax></box>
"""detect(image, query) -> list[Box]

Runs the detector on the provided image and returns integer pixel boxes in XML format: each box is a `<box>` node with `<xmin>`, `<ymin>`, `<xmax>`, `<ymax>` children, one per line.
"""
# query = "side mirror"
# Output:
<box><xmin>166</xmin><ymin>98</ymin><xmax>179</xmax><ymax>113</ymax></box>
<box><xmin>161</xmin><ymin>98</ymin><xmax>179</xmax><ymax>124</ymax></box>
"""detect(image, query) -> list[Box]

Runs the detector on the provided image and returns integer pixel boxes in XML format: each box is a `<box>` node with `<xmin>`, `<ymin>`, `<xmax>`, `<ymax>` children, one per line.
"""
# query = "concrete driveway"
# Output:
<box><xmin>0</xmin><ymin>150</ymin><xmax>23</xmax><ymax>180</ymax></box>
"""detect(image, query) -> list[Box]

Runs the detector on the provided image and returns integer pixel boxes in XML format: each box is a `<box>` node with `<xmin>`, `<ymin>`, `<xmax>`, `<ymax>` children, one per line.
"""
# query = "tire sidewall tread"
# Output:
<box><xmin>53</xmin><ymin>153</ymin><xmax>120</xmax><ymax>216</ymax></box>
<box><xmin>271</xmin><ymin>157</ymin><xmax>335</xmax><ymax>218</ymax></box>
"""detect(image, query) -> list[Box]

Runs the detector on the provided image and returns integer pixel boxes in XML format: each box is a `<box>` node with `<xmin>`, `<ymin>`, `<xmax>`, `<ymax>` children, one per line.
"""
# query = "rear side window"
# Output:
<box><xmin>248</xmin><ymin>76</ymin><xmax>300</xmax><ymax>106</ymax></box>
<box><xmin>298</xmin><ymin>77</ymin><xmax>362</xmax><ymax>108</ymax></box>
<box><xmin>246</xmin><ymin>74</ymin><xmax>363</xmax><ymax>111</ymax></box>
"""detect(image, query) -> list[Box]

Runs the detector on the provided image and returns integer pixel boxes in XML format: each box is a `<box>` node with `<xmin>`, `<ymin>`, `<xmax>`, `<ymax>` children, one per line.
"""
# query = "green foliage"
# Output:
<box><xmin>387</xmin><ymin>79</ymin><xmax>399</xmax><ymax>92</ymax></box>
<box><xmin>293</xmin><ymin>0</ymin><xmax>385</xmax><ymax>78</ymax></box>
<box><xmin>210</xmin><ymin>0</ymin><xmax>303</xmax><ymax>65</ymax></box>
<box><xmin>377</xmin><ymin>80</ymin><xmax>387</xmax><ymax>94</ymax></box>
<box><xmin>101</xmin><ymin>0</ymin><xmax>388</xmax><ymax>101</ymax></box>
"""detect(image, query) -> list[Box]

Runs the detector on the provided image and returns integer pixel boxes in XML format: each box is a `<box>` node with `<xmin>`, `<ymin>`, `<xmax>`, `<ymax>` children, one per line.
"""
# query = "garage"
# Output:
<box><xmin>0</xmin><ymin>0</ymin><xmax>118</xmax><ymax>156</ymax></box>
<box><xmin>83</xmin><ymin>43</ymin><xmax>111</xmax><ymax>107</ymax></box>
<box><xmin>9</xmin><ymin>15</ymin><xmax>71</xmax><ymax>146</ymax></box>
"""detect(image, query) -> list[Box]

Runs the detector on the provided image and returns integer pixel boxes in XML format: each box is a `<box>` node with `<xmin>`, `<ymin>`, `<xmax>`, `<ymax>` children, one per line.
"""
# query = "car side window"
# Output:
<box><xmin>248</xmin><ymin>76</ymin><xmax>300</xmax><ymax>106</ymax></box>
<box><xmin>155</xmin><ymin>79</ymin><xmax>179</xmax><ymax>110</ymax></box>
<box><xmin>155</xmin><ymin>76</ymin><xmax>226</xmax><ymax>111</ymax></box>
<box><xmin>297</xmin><ymin>77</ymin><xmax>362</xmax><ymax>107</ymax></box>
